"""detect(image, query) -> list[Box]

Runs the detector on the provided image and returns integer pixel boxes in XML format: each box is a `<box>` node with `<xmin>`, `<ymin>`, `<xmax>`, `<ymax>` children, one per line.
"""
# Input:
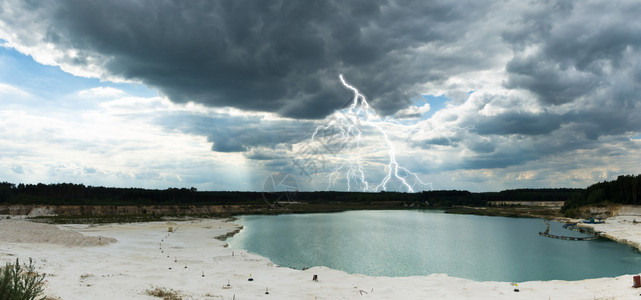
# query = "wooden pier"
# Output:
<box><xmin>538</xmin><ymin>231</ymin><xmax>599</xmax><ymax>241</ymax></box>
<box><xmin>538</xmin><ymin>220</ymin><xmax>599</xmax><ymax>241</ymax></box>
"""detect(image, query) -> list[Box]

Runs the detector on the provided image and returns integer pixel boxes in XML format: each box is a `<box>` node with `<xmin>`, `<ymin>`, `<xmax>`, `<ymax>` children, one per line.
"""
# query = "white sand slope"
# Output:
<box><xmin>0</xmin><ymin>220</ymin><xmax>116</xmax><ymax>246</ymax></box>
<box><xmin>1</xmin><ymin>217</ymin><xmax>641</xmax><ymax>299</ymax></box>
<box><xmin>580</xmin><ymin>216</ymin><xmax>641</xmax><ymax>252</ymax></box>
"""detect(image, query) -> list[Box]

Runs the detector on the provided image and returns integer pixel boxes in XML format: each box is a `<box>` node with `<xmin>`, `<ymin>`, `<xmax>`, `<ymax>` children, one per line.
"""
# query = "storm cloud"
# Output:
<box><xmin>0</xmin><ymin>0</ymin><xmax>493</xmax><ymax>119</ymax></box>
<box><xmin>2</xmin><ymin>0</ymin><xmax>641</xmax><ymax>191</ymax></box>
<box><xmin>157</xmin><ymin>113</ymin><xmax>313</xmax><ymax>152</ymax></box>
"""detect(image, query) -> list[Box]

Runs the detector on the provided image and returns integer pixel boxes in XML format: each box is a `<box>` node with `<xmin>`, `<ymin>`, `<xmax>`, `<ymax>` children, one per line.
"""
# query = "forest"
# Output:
<box><xmin>0</xmin><ymin>181</ymin><xmax>582</xmax><ymax>208</ymax></box>
<box><xmin>561</xmin><ymin>174</ymin><xmax>641</xmax><ymax>216</ymax></box>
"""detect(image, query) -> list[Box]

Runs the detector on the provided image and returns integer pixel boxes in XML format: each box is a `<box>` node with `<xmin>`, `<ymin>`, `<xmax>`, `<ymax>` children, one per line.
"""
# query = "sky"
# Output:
<box><xmin>1</xmin><ymin>0</ymin><xmax>640</xmax><ymax>192</ymax></box>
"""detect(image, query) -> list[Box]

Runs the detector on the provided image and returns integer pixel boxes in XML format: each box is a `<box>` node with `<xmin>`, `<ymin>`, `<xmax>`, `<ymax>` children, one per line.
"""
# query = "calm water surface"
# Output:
<box><xmin>228</xmin><ymin>210</ymin><xmax>641</xmax><ymax>282</ymax></box>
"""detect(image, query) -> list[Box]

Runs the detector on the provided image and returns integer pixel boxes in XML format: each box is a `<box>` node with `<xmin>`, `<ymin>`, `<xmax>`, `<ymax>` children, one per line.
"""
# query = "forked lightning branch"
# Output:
<box><xmin>290</xmin><ymin>75</ymin><xmax>432</xmax><ymax>192</ymax></box>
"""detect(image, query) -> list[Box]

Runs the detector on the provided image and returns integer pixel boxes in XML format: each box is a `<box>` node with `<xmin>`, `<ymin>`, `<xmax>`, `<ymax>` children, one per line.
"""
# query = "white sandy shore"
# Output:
<box><xmin>580</xmin><ymin>215</ymin><xmax>641</xmax><ymax>252</ymax></box>
<box><xmin>1</xmin><ymin>217</ymin><xmax>641</xmax><ymax>299</ymax></box>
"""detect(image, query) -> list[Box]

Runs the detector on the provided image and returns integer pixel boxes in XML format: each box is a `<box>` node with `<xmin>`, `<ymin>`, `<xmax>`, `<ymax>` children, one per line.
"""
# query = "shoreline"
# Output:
<box><xmin>578</xmin><ymin>215</ymin><xmax>641</xmax><ymax>253</ymax></box>
<box><xmin>3</xmin><ymin>216</ymin><xmax>641</xmax><ymax>299</ymax></box>
<box><xmin>224</xmin><ymin>212</ymin><xmax>636</xmax><ymax>276</ymax></box>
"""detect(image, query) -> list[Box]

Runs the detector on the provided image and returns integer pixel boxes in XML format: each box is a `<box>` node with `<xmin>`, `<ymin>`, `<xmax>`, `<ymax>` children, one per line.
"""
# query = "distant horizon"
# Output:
<box><xmin>2</xmin><ymin>178</ymin><xmax>595</xmax><ymax>194</ymax></box>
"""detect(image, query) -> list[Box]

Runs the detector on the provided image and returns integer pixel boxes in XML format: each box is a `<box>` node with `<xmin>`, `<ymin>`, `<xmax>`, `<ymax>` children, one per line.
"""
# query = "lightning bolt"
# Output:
<box><xmin>308</xmin><ymin>75</ymin><xmax>431</xmax><ymax>192</ymax></box>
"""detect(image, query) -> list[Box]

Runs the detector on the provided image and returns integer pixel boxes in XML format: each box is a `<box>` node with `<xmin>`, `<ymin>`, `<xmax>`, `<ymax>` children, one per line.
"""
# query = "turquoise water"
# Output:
<box><xmin>228</xmin><ymin>210</ymin><xmax>641</xmax><ymax>282</ymax></box>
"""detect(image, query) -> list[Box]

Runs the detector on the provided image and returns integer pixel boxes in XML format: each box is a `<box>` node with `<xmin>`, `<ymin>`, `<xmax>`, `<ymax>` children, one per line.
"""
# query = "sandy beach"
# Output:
<box><xmin>1</xmin><ymin>216</ymin><xmax>641</xmax><ymax>299</ymax></box>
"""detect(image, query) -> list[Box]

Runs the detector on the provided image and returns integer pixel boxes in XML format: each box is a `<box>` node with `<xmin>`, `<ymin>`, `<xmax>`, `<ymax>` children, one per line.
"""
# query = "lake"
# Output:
<box><xmin>228</xmin><ymin>210</ymin><xmax>641</xmax><ymax>282</ymax></box>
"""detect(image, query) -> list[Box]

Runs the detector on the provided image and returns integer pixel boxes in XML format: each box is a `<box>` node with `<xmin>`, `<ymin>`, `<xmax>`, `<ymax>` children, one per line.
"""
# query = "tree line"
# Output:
<box><xmin>0</xmin><ymin>181</ymin><xmax>583</xmax><ymax>207</ymax></box>
<box><xmin>561</xmin><ymin>174</ymin><xmax>641</xmax><ymax>216</ymax></box>
<box><xmin>416</xmin><ymin>188</ymin><xmax>581</xmax><ymax>207</ymax></box>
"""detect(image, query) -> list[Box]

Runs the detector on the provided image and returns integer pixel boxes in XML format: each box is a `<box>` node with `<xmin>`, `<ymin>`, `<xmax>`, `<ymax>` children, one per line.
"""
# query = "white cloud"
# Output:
<box><xmin>0</xmin><ymin>83</ymin><xmax>31</xmax><ymax>98</ymax></box>
<box><xmin>0</xmin><ymin>87</ymin><xmax>256</xmax><ymax>190</ymax></box>
<box><xmin>393</xmin><ymin>103</ymin><xmax>431</xmax><ymax>119</ymax></box>
<box><xmin>1</xmin><ymin>0</ymin><xmax>640</xmax><ymax>191</ymax></box>
<box><xmin>77</xmin><ymin>87</ymin><xmax>126</xmax><ymax>99</ymax></box>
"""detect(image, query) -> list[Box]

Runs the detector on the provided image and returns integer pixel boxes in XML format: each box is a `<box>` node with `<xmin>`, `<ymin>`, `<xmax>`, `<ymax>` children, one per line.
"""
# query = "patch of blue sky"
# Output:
<box><xmin>0</xmin><ymin>44</ymin><xmax>156</xmax><ymax>99</ymax></box>
<box><xmin>632</xmin><ymin>134</ymin><xmax>641</xmax><ymax>140</ymax></box>
<box><xmin>384</xmin><ymin>94</ymin><xmax>450</xmax><ymax>126</ymax></box>
<box><xmin>419</xmin><ymin>94</ymin><xmax>450</xmax><ymax>119</ymax></box>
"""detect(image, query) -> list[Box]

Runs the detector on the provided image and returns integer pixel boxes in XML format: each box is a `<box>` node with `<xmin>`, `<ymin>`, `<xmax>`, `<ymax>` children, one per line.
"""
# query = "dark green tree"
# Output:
<box><xmin>0</xmin><ymin>258</ymin><xmax>46</xmax><ymax>300</ymax></box>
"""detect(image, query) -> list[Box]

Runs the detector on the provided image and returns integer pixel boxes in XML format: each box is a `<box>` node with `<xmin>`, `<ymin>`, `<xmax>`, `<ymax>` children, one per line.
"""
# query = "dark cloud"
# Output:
<box><xmin>420</xmin><ymin>137</ymin><xmax>454</xmax><ymax>147</ymax></box>
<box><xmin>157</xmin><ymin>113</ymin><xmax>313</xmax><ymax>152</ymax></box>
<box><xmin>451</xmin><ymin>120</ymin><xmax>640</xmax><ymax>172</ymax></box>
<box><xmin>566</xmin><ymin>103</ymin><xmax>641</xmax><ymax>140</ymax></box>
<box><xmin>3</xmin><ymin>0</ymin><xmax>641</xmax><ymax>189</ymax></box>
<box><xmin>1</xmin><ymin>0</ymin><xmax>488</xmax><ymax>119</ymax></box>
<box><xmin>244</xmin><ymin>147</ymin><xmax>289</xmax><ymax>161</ymax></box>
<box><xmin>465</xmin><ymin>139</ymin><xmax>495</xmax><ymax>154</ymax></box>
<box><xmin>505</xmin><ymin>57</ymin><xmax>601</xmax><ymax>105</ymax></box>
<box><xmin>457</xmin><ymin>0</ymin><xmax>641</xmax><ymax>171</ymax></box>
<box><xmin>504</xmin><ymin>1</ymin><xmax>641</xmax><ymax>106</ymax></box>
<box><xmin>473</xmin><ymin>111</ymin><xmax>563</xmax><ymax>136</ymax></box>
<box><xmin>461</xmin><ymin>153</ymin><xmax>529</xmax><ymax>170</ymax></box>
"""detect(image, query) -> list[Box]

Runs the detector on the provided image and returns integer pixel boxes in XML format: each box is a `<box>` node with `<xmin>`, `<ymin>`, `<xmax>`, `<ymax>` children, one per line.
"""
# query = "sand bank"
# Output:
<box><xmin>1</xmin><ymin>217</ymin><xmax>640</xmax><ymax>299</ymax></box>
<box><xmin>580</xmin><ymin>215</ymin><xmax>641</xmax><ymax>252</ymax></box>
<box><xmin>0</xmin><ymin>220</ymin><xmax>116</xmax><ymax>246</ymax></box>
